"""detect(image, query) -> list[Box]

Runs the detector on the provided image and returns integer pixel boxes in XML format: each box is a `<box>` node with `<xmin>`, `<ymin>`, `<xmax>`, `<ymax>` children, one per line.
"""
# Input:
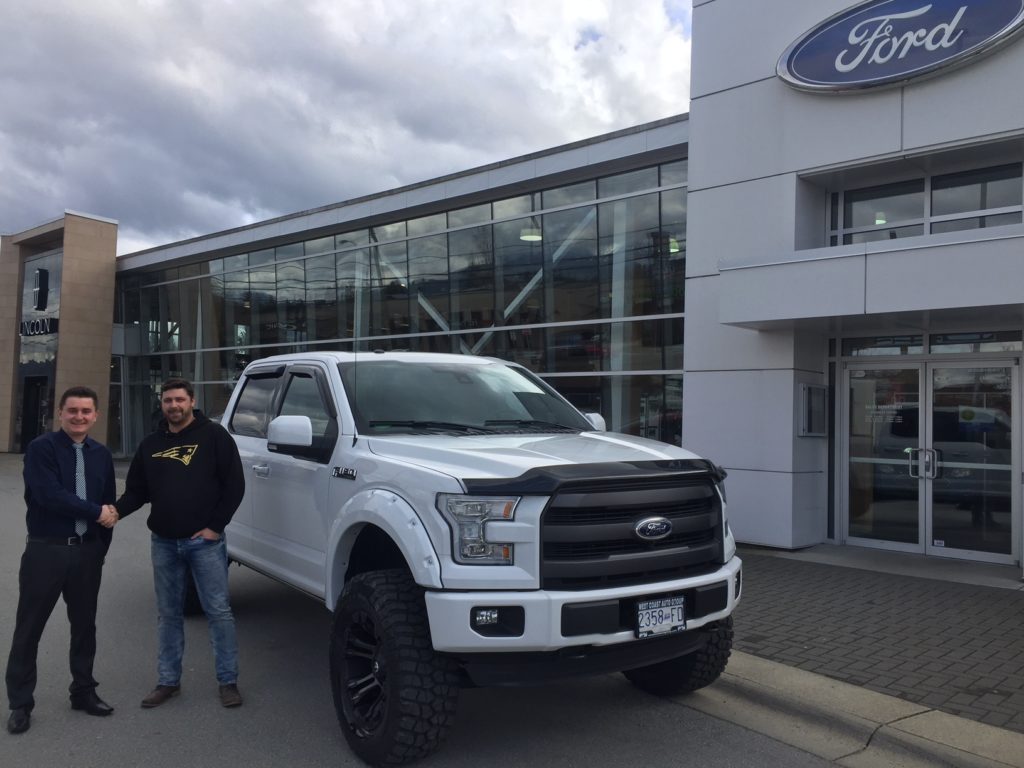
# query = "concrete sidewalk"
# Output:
<box><xmin>722</xmin><ymin>544</ymin><xmax>1024</xmax><ymax>766</ymax></box>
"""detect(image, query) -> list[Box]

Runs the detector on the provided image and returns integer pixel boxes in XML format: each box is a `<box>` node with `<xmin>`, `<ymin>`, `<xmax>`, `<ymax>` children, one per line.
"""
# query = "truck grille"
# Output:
<box><xmin>540</xmin><ymin>473</ymin><xmax>723</xmax><ymax>591</ymax></box>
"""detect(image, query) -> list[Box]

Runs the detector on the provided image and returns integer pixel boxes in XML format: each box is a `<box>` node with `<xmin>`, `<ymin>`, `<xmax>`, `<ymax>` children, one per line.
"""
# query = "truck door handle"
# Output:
<box><xmin>252</xmin><ymin>464</ymin><xmax>270</xmax><ymax>478</ymax></box>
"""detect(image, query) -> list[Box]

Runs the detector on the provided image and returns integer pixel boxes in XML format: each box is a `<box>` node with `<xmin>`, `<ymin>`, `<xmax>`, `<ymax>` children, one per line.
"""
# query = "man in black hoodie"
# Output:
<box><xmin>113</xmin><ymin>378</ymin><xmax>245</xmax><ymax>710</ymax></box>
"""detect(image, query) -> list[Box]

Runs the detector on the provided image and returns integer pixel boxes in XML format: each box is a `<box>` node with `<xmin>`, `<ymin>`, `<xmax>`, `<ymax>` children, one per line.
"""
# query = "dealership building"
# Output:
<box><xmin>3</xmin><ymin>0</ymin><xmax>1023</xmax><ymax>570</ymax></box>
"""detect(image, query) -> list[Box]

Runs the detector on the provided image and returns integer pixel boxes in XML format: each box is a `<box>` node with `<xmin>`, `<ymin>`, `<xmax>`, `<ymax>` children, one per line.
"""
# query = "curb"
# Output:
<box><xmin>674</xmin><ymin>652</ymin><xmax>1024</xmax><ymax>767</ymax></box>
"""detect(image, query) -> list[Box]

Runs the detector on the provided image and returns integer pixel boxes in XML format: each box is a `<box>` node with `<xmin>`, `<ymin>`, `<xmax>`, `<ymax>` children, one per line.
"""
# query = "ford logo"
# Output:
<box><xmin>635</xmin><ymin>517</ymin><xmax>673</xmax><ymax>541</ymax></box>
<box><xmin>778</xmin><ymin>0</ymin><xmax>1024</xmax><ymax>92</ymax></box>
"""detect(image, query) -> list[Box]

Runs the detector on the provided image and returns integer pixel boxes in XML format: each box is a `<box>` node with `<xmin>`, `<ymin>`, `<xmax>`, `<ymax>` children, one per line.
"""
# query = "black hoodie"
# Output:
<box><xmin>116</xmin><ymin>411</ymin><xmax>245</xmax><ymax>538</ymax></box>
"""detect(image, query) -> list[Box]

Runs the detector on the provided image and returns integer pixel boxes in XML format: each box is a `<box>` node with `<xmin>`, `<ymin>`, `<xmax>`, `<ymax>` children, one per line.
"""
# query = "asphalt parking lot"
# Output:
<box><xmin>0</xmin><ymin>454</ymin><xmax>828</xmax><ymax>768</ymax></box>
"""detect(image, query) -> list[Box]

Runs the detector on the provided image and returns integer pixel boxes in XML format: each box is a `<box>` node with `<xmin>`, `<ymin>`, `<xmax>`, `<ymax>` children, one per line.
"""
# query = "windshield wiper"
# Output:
<box><xmin>484</xmin><ymin>419</ymin><xmax>579</xmax><ymax>432</ymax></box>
<box><xmin>368</xmin><ymin>420</ymin><xmax>495</xmax><ymax>434</ymax></box>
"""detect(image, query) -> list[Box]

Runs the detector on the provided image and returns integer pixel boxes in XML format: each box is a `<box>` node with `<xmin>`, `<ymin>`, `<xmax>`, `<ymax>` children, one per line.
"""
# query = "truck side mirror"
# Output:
<box><xmin>584</xmin><ymin>412</ymin><xmax>606</xmax><ymax>431</ymax></box>
<box><xmin>268</xmin><ymin>415</ymin><xmax>314</xmax><ymax>449</ymax></box>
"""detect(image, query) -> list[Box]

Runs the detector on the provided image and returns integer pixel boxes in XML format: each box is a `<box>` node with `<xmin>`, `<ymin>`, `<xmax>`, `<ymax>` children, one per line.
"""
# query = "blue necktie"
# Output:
<box><xmin>73</xmin><ymin>442</ymin><xmax>88</xmax><ymax>537</ymax></box>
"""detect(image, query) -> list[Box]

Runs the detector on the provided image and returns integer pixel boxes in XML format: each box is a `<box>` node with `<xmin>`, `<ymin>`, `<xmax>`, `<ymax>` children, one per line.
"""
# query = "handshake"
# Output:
<box><xmin>98</xmin><ymin>504</ymin><xmax>119</xmax><ymax>528</ymax></box>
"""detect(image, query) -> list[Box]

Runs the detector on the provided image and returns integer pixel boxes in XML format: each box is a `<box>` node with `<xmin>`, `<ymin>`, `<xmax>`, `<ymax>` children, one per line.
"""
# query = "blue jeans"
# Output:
<box><xmin>151</xmin><ymin>533</ymin><xmax>238</xmax><ymax>686</ymax></box>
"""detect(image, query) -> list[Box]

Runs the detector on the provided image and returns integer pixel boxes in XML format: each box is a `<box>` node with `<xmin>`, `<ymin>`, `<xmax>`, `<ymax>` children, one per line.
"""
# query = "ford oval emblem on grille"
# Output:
<box><xmin>635</xmin><ymin>517</ymin><xmax>673</xmax><ymax>541</ymax></box>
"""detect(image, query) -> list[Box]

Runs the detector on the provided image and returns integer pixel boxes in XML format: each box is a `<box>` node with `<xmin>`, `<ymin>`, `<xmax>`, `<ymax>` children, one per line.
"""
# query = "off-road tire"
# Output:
<box><xmin>623</xmin><ymin>617</ymin><xmax>733</xmax><ymax>695</ymax></box>
<box><xmin>330</xmin><ymin>569</ymin><xmax>460</xmax><ymax>765</ymax></box>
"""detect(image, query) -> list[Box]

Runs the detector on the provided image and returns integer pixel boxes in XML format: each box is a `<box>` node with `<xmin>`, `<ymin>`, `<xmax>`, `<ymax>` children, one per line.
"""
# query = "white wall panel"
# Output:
<box><xmin>683</xmin><ymin>369</ymin><xmax>796</xmax><ymax>472</ymax></box>
<box><xmin>691</xmin><ymin>0</ymin><xmax>849</xmax><ymax>99</ymax></box>
<box><xmin>687</xmin><ymin>175</ymin><xmax>799</xmax><ymax>277</ymax></box>
<box><xmin>684</xmin><ymin>274</ymin><xmax>797</xmax><ymax>371</ymax></box>
<box><xmin>690</xmin><ymin>78</ymin><xmax>902</xmax><ymax>191</ymax></box>
<box><xmin>903</xmin><ymin>42</ymin><xmax>1024</xmax><ymax>151</ymax></box>
<box><xmin>865</xmin><ymin>230</ymin><xmax>1024</xmax><ymax>314</ymax></box>
<box><xmin>718</xmin><ymin>253</ymin><xmax>866</xmax><ymax>325</ymax></box>
<box><xmin>720</xmin><ymin>469</ymin><xmax>797</xmax><ymax>547</ymax></box>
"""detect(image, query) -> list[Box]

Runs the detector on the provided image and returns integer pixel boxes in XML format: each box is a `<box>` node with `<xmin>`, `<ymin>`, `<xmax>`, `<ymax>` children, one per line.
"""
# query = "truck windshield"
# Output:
<box><xmin>338</xmin><ymin>360</ymin><xmax>593</xmax><ymax>435</ymax></box>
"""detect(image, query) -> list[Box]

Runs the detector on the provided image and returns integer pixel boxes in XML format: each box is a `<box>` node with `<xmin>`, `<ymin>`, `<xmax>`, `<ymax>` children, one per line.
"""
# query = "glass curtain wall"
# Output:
<box><xmin>117</xmin><ymin>160</ymin><xmax>688</xmax><ymax>453</ymax></box>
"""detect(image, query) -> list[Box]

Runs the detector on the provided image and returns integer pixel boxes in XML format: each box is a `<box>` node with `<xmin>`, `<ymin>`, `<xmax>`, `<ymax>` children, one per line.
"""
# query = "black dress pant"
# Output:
<box><xmin>5</xmin><ymin>538</ymin><xmax>105</xmax><ymax>711</ymax></box>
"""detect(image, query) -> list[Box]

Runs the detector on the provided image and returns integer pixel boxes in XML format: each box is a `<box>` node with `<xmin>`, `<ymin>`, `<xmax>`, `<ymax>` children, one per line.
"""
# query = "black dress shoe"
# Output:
<box><xmin>70</xmin><ymin>691</ymin><xmax>114</xmax><ymax>717</ymax></box>
<box><xmin>7</xmin><ymin>708</ymin><xmax>30</xmax><ymax>734</ymax></box>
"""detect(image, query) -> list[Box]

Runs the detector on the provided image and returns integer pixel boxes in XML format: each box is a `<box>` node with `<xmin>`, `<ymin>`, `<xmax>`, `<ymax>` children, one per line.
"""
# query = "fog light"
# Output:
<box><xmin>735</xmin><ymin>569</ymin><xmax>742</xmax><ymax>600</ymax></box>
<box><xmin>470</xmin><ymin>606</ymin><xmax>525</xmax><ymax>637</ymax></box>
<box><xmin>474</xmin><ymin>608</ymin><xmax>500</xmax><ymax>626</ymax></box>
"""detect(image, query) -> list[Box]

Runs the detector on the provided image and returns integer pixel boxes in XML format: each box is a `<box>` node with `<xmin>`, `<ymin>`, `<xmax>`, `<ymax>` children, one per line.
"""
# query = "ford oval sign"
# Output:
<box><xmin>635</xmin><ymin>517</ymin><xmax>673</xmax><ymax>541</ymax></box>
<box><xmin>778</xmin><ymin>0</ymin><xmax>1024</xmax><ymax>92</ymax></box>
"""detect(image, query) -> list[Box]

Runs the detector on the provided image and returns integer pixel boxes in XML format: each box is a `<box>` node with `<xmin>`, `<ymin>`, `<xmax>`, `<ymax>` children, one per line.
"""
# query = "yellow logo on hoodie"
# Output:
<box><xmin>152</xmin><ymin>445</ymin><xmax>199</xmax><ymax>466</ymax></box>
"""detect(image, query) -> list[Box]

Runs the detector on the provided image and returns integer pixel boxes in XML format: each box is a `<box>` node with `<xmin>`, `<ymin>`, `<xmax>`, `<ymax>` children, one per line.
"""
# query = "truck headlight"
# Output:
<box><xmin>438</xmin><ymin>495</ymin><xmax>519</xmax><ymax>565</ymax></box>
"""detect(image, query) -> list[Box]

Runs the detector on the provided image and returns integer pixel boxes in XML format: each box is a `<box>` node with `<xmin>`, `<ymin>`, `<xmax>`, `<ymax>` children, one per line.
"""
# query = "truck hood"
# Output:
<box><xmin>364</xmin><ymin>431</ymin><xmax>702</xmax><ymax>480</ymax></box>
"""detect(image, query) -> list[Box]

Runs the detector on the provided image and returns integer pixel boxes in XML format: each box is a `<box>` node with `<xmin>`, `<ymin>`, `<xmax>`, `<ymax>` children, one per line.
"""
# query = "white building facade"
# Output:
<box><xmin>686</xmin><ymin>0</ymin><xmax>1024</xmax><ymax>566</ymax></box>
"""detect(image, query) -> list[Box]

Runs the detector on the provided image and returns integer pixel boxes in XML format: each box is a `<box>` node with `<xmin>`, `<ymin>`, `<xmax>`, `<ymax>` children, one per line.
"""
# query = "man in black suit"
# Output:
<box><xmin>5</xmin><ymin>386</ymin><xmax>118</xmax><ymax>735</ymax></box>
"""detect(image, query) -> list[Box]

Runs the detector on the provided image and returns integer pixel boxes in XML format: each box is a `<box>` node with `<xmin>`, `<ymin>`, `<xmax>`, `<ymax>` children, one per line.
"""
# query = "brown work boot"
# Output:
<box><xmin>219</xmin><ymin>684</ymin><xmax>242</xmax><ymax>708</ymax></box>
<box><xmin>140</xmin><ymin>685</ymin><xmax>180</xmax><ymax>709</ymax></box>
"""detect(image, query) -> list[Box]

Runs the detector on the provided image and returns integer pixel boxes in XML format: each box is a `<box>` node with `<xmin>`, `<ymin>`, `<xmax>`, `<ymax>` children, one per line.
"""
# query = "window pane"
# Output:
<box><xmin>277</xmin><ymin>260</ymin><xmax>307</xmax><ymax>344</ymax></box>
<box><xmin>930</xmin><ymin>212</ymin><xmax>1022</xmax><ymax>234</ymax></box>
<box><xmin>370</xmin><ymin>222</ymin><xmax>405</xmax><ymax>242</ymax></box>
<box><xmin>544</xmin><ymin>206</ymin><xmax>598</xmax><ymax>323</ymax></box>
<box><xmin>930</xmin><ymin>331</ymin><xmax>1023</xmax><ymax>354</ymax></box>
<box><xmin>229</xmin><ymin>375</ymin><xmax>279</xmax><ymax>437</ymax></box>
<box><xmin>844</xmin><ymin>180</ymin><xmax>923</xmax><ymax>228</ymax></box>
<box><xmin>448</xmin><ymin>203</ymin><xmax>490</xmax><ymax>228</ymax></box>
<box><xmin>599</xmin><ymin>167</ymin><xmax>658</xmax><ymax>198</ymax></box>
<box><xmin>550</xmin><ymin>374</ymin><xmax>683</xmax><ymax>445</ymax></box>
<box><xmin>407</xmin><ymin>213</ymin><xmax>446</xmax><ymax>237</ymax></box>
<box><xmin>305</xmin><ymin>236</ymin><xmax>335</xmax><ymax>256</ymax></box>
<box><xmin>306</xmin><ymin>254</ymin><xmax>340</xmax><ymax>341</ymax></box>
<box><xmin>449</xmin><ymin>226</ymin><xmax>493</xmax><ymax>330</ymax></box>
<box><xmin>275</xmin><ymin>242</ymin><xmax>303</xmax><ymax>261</ymax></box>
<box><xmin>493</xmin><ymin>194</ymin><xmax>537</xmax><ymax>219</ymax></box>
<box><xmin>932</xmin><ymin>164</ymin><xmax>1022</xmax><ymax>216</ymax></box>
<box><xmin>543</xmin><ymin>181</ymin><xmax>595</xmax><ymax>208</ymax></box>
<box><xmin>661</xmin><ymin>188</ymin><xmax>686</xmax><ymax>313</ymax></box>
<box><xmin>494</xmin><ymin>218</ymin><xmax>544</xmax><ymax>326</ymax></box>
<box><xmin>843</xmin><ymin>225</ymin><xmax>923</xmax><ymax>244</ymax></box>
<box><xmin>842</xmin><ymin>335</ymin><xmax>923</xmax><ymax>356</ymax></box>
<box><xmin>660</xmin><ymin>160</ymin><xmax>688</xmax><ymax>187</ymax></box>
<box><xmin>369</xmin><ymin>242</ymin><xmax>409</xmax><ymax>337</ymax></box>
<box><xmin>599</xmin><ymin>192</ymin><xmax>660</xmax><ymax>318</ymax></box>
<box><xmin>408</xmin><ymin>234</ymin><xmax>449</xmax><ymax>334</ymax></box>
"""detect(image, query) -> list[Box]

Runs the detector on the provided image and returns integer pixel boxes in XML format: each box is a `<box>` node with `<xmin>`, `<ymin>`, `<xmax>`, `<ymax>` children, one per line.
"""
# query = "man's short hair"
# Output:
<box><xmin>160</xmin><ymin>378</ymin><xmax>195</xmax><ymax>399</ymax></box>
<box><xmin>59</xmin><ymin>386</ymin><xmax>99</xmax><ymax>410</ymax></box>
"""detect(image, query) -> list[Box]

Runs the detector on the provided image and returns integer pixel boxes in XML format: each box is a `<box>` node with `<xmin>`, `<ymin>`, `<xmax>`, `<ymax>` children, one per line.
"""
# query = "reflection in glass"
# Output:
<box><xmin>544</xmin><ymin>207</ymin><xmax>598</xmax><ymax>323</ymax></box>
<box><xmin>932</xmin><ymin>164</ymin><xmax>1022</xmax><ymax>216</ymax></box>
<box><xmin>842</xmin><ymin>336</ymin><xmax>923</xmax><ymax>356</ymax></box>
<box><xmin>844</xmin><ymin>180</ymin><xmax>924</xmax><ymax>229</ymax></box>
<box><xmin>550</xmin><ymin>373</ymin><xmax>682</xmax><ymax>444</ymax></box>
<box><xmin>930</xmin><ymin>212</ymin><xmax>1022</xmax><ymax>234</ymax></box>
<box><xmin>848</xmin><ymin>367</ymin><xmax>920</xmax><ymax>544</ymax></box>
<box><xmin>930</xmin><ymin>366</ymin><xmax>1012</xmax><ymax>555</ymax></box>
<box><xmin>931</xmin><ymin>331</ymin><xmax>1022</xmax><ymax>354</ymax></box>
<box><xmin>843</xmin><ymin>225</ymin><xmax>923</xmax><ymax>244</ymax></box>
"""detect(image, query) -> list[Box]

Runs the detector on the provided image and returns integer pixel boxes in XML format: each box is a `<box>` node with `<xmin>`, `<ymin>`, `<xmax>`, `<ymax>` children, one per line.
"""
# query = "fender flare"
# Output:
<box><xmin>325</xmin><ymin>488</ymin><xmax>442</xmax><ymax>610</ymax></box>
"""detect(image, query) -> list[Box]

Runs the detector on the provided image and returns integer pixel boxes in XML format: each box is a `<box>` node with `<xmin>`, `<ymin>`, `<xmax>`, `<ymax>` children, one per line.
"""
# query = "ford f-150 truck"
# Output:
<box><xmin>221</xmin><ymin>351</ymin><xmax>741</xmax><ymax>765</ymax></box>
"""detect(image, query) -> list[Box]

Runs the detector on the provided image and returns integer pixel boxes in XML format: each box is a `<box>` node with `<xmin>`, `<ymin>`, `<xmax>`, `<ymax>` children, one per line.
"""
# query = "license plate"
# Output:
<box><xmin>636</xmin><ymin>595</ymin><xmax>686</xmax><ymax>638</ymax></box>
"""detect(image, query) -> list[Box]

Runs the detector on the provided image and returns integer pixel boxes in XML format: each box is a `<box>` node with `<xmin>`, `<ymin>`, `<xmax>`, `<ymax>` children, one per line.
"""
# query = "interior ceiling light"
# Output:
<box><xmin>874</xmin><ymin>211</ymin><xmax>887</xmax><ymax>225</ymax></box>
<box><xmin>519</xmin><ymin>226</ymin><xmax>542</xmax><ymax>242</ymax></box>
<box><xmin>668</xmin><ymin>237</ymin><xmax>680</xmax><ymax>254</ymax></box>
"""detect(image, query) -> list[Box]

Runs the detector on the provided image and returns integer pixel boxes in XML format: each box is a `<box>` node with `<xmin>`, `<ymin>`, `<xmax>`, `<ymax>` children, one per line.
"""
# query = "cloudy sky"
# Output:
<box><xmin>1</xmin><ymin>0</ymin><xmax>692</xmax><ymax>255</ymax></box>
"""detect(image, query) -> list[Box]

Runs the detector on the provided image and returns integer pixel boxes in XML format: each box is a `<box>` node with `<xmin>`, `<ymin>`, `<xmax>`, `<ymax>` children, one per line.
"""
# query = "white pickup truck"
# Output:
<box><xmin>221</xmin><ymin>351</ymin><xmax>741</xmax><ymax>765</ymax></box>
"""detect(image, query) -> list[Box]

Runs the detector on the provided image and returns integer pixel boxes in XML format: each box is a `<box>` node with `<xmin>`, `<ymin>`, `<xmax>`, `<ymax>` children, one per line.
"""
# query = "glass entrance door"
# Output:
<box><xmin>845</xmin><ymin>362</ymin><xmax>1018</xmax><ymax>563</ymax></box>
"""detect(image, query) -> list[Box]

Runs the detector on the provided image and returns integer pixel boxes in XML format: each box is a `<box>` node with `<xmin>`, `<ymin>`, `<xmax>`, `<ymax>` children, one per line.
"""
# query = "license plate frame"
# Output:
<box><xmin>635</xmin><ymin>594</ymin><xmax>686</xmax><ymax>638</ymax></box>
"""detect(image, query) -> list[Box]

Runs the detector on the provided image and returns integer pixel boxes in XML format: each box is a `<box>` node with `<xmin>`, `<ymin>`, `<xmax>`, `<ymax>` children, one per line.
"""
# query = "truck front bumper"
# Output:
<box><xmin>424</xmin><ymin>556</ymin><xmax>741</xmax><ymax>654</ymax></box>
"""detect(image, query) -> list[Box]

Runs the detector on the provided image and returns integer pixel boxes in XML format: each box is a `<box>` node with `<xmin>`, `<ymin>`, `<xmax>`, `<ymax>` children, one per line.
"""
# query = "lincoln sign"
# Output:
<box><xmin>778</xmin><ymin>0</ymin><xmax>1024</xmax><ymax>92</ymax></box>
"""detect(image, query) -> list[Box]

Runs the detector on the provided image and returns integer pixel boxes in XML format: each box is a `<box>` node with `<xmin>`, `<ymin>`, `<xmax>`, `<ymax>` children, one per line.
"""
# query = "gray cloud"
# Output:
<box><xmin>0</xmin><ymin>0</ymin><xmax>691</xmax><ymax>253</ymax></box>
